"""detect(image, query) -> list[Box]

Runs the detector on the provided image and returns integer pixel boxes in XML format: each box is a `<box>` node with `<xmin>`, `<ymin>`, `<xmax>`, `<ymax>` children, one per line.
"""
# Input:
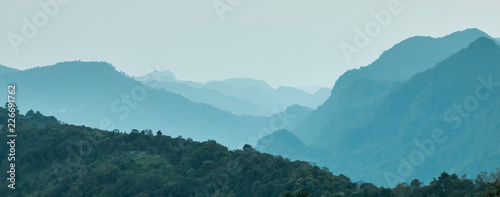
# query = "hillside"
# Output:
<box><xmin>260</xmin><ymin>37</ymin><xmax>500</xmax><ymax>187</ymax></box>
<box><xmin>0</xmin><ymin>107</ymin><xmax>496</xmax><ymax>196</ymax></box>
<box><xmin>325</xmin><ymin>37</ymin><xmax>500</xmax><ymax>185</ymax></box>
<box><xmin>257</xmin><ymin>30</ymin><xmax>500</xmax><ymax>186</ymax></box>
<box><xmin>292</xmin><ymin>28</ymin><xmax>493</xmax><ymax>145</ymax></box>
<box><xmin>0</xmin><ymin>61</ymin><xmax>268</xmax><ymax>149</ymax></box>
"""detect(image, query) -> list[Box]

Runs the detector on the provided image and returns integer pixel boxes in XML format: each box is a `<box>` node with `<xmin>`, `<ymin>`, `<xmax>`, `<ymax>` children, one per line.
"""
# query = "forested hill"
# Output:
<box><xmin>0</xmin><ymin>107</ymin><xmax>498</xmax><ymax>196</ymax></box>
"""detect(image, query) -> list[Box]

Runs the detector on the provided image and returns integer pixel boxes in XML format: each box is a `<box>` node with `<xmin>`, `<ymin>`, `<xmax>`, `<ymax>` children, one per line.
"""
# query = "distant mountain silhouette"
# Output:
<box><xmin>138</xmin><ymin>71</ymin><xmax>330</xmax><ymax>116</ymax></box>
<box><xmin>257</xmin><ymin>29</ymin><xmax>500</xmax><ymax>186</ymax></box>
<box><xmin>141</xmin><ymin>77</ymin><xmax>264</xmax><ymax>116</ymax></box>
<box><xmin>0</xmin><ymin>61</ymin><xmax>270</xmax><ymax>149</ymax></box>
<box><xmin>324</xmin><ymin>37</ymin><xmax>500</xmax><ymax>186</ymax></box>
<box><xmin>292</xmin><ymin>28</ymin><xmax>493</xmax><ymax>144</ymax></box>
<box><xmin>255</xmin><ymin>129</ymin><xmax>308</xmax><ymax>159</ymax></box>
<box><xmin>272</xmin><ymin>104</ymin><xmax>314</xmax><ymax>131</ymax></box>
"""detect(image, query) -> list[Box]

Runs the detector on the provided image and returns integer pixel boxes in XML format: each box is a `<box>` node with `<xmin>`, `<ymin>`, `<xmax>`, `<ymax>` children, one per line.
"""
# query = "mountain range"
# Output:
<box><xmin>257</xmin><ymin>29</ymin><xmax>500</xmax><ymax>186</ymax></box>
<box><xmin>0</xmin><ymin>28</ymin><xmax>498</xmax><ymax>189</ymax></box>
<box><xmin>137</xmin><ymin>71</ymin><xmax>330</xmax><ymax>116</ymax></box>
<box><xmin>0</xmin><ymin>62</ymin><xmax>273</xmax><ymax>149</ymax></box>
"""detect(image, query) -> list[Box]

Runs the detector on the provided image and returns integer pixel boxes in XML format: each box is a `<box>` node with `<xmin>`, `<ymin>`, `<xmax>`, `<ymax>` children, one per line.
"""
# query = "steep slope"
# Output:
<box><xmin>293</xmin><ymin>28</ymin><xmax>493</xmax><ymax>144</ymax></box>
<box><xmin>0</xmin><ymin>61</ymin><xmax>267</xmax><ymax>149</ymax></box>
<box><xmin>326</xmin><ymin>37</ymin><xmax>500</xmax><ymax>186</ymax></box>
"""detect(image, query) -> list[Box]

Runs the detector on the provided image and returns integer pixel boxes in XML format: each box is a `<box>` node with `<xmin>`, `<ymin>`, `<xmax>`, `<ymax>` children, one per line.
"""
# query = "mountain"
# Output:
<box><xmin>239</xmin><ymin>105</ymin><xmax>314</xmax><ymax>148</ymax></box>
<box><xmin>0</xmin><ymin>64</ymin><xmax>19</xmax><ymax>75</ymax></box>
<box><xmin>0</xmin><ymin>107</ymin><xmax>495</xmax><ymax>196</ymax></box>
<box><xmin>261</xmin><ymin>37</ymin><xmax>500</xmax><ymax>187</ymax></box>
<box><xmin>204</xmin><ymin>81</ymin><xmax>329</xmax><ymax>116</ymax></box>
<box><xmin>325</xmin><ymin>37</ymin><xmax>500</xmax><ymax>186</ymax></box>
<box><xmin>266</xmin><ymin>105</ymin><xmax>314</xmax><ymax>132</ymax></box>
<box><xmin>0</xmin><ymin>61</ymin><xmax>268</xmax><ymax>149</ymax></box>
<box><xmin>142</xmin><ymin>79</ymin><xmax>265</xmax><ymax>116</ymax></box>
<box><xmin>256</xmin><ymin>29</ymin><xmax>500</xmax><ymax>185</ymax></box>
<box><xmin>255</xmin><ymin>129</ymin><xmax>309</xmax><ymax>160</ymax></box>
<box><xmin>292</xmin><ymin>28</ymin><xmax>493</xmax><ymax>145</ymax></box>
<box><xmin>138</xmin><ymin>72</ymin><xmax>331</xmax><ymax>116</ymax></box>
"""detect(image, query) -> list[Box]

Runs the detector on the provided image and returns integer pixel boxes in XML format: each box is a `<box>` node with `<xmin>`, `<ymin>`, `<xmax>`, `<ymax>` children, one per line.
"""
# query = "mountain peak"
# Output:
<box><xmin>466</xmin><ymin>37</ymin><xmax>499</xmax><ymax>50</ymax></box>
<box><xmin>445</xmin><ymin>28</ymin><xmax>489</xmax><ymax>39</ymax></box>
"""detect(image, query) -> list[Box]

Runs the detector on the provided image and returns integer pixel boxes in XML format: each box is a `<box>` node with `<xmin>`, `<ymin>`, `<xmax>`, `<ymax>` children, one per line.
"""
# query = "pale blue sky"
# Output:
<box><xmin>1</xmin><ymin>0</ymin><xmax>499</xmax><ymax>88</ymax></box>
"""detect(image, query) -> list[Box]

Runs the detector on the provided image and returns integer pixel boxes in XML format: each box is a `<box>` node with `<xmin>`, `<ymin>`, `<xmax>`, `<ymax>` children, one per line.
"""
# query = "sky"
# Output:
<box><xmin>1</xmin><ymin>0</ymin><xmax>499</xmax><ymax>88</ymax></box>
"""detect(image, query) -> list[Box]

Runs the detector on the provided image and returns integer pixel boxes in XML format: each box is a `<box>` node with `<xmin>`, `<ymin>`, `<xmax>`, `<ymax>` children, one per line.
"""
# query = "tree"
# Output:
<box><xmin>26</xmin><ymin>110</ymin><xmax>35</xmax><ymax>118</ymax></box>
<box><xmin>243</xmin><ymin>144</ymin><xmax>254</xmax><ymax>151</ymax></box>
<box><xmin>285</xmin><ymin>189</ymin><xmax>311</xmax><ymax>197</ymax></box>
<box><xmin>483</xmin><ymin>179</ymin><xmax>500</xmax><ymax>197</ymax></box>
<box><xmin>156</xmin><ymin>130</ymin><xmax>162</xmax><ymax>137</ymax></box>
<box><xmin>410</xmin><ymin>179</ymin><xmax>422</xmax><ymax>188</ymax></box>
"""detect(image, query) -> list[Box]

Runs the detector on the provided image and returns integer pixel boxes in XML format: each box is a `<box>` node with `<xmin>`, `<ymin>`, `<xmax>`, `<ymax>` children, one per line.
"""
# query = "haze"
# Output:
<box><xmin>1</xmin><ymin>0</ymin><xmax>499</xmax><ymax>88</ymax></box>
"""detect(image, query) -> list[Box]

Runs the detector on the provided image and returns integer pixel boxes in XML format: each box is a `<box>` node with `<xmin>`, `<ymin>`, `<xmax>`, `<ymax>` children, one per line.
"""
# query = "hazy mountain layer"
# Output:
<box><xmin>326</xmin><ymin>37</ymin><xmax>500</xmax><ymax>186</ymax></box>
<box><xmin>293</xmin><ymin>28</ymin><xmax>493</xmax><ymax>145</ymax></box>
<box><xmin>259</xmin><ymin>37</ymin><xmax>500</xmax><ymax>186</ymax></box>
<box><xmin>0</xmin><ymin>61</ymin><xmax>270</xmax><ymax>149</ymax></box>
<box><xmin>138</xmin><ymin>71</ymin><xmax>330</xmax><ymax>116</ymax></box>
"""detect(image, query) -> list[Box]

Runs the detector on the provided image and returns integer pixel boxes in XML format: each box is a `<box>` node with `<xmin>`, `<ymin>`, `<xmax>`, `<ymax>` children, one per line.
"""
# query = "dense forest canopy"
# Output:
<box><xmin>0</xmin><ymin>107</ymin><xmax>498</xmax><ymax>196</ymax></box>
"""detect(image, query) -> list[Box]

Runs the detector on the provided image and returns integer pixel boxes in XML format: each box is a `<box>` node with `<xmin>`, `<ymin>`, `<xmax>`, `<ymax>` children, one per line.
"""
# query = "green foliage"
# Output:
<box><xmin>484</xmin><ymin>179</ymin><xmax>500</xmax><ymax>197</ymax></box>
<box><xmin>285</xmin><ymin>189</ymin><xmax>311</xmax><ymax>197</ymax></box>
<box><xmin>0</xmin><ymin>107</ymin><xmax>496</xmax><ymax>197</ymax></box>
<box><xmin>0</xmin><ymin>107</ymin><xmax>356</xmax><ymax>196</ymax></box>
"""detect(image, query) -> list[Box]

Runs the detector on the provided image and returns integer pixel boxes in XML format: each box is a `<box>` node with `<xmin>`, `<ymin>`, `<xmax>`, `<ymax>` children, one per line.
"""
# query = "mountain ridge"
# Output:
<box><xmin>138</xmin><ymin>71</ymin><xmax>331</xmax><ymax>116</ymax></box>
<box><xmin>257</xmin><ymin>32</ymin><xmax>500</xmax><ymax>186</ymax></box>
<box><xmin>291</xmin><ymin>28</ymin><xmax>493</xmax><ymax>144</ymax></box>
<box><xmin>0</xmin><ymin>61</ymin><xmax>269</xmax><ymax>149</ymax></box>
